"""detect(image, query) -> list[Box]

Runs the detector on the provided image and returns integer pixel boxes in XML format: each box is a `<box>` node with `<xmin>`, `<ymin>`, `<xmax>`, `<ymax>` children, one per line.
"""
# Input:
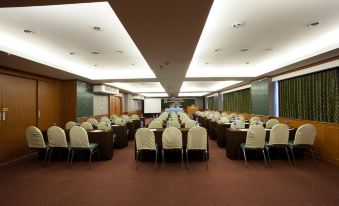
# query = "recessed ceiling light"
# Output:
<box><xmin>240</xmin><ymin>48</ymin><xmax>249</xmax><ymax>52</ymax></box>
<box><xmin>69</xmin><ymin>52</ymin><xmax>76</xmax><ymax>55</ymax></box>
<box><xmin>23</xmin><ymin>29</ymin><xmax>33</xmax><ymax>34</ymax></box>
<box><xmin>308</xmin><ymin>21</ymin><xmax>320</xmax><ymax>27</ymax></box>
<box><xmin>232</xmin><ymin>22</ymin><xmax>243</xmax><ymax>28</ymax></box>
<box><xmin>265</xmin><ymin>48</ymin><xmax>274</xmax><ymax>51</ymax></box>
<box><xmin>93</xmin><ymin>64</ymin><xmax>98</xmax><ymax>67</ymax></box>
<box><xmin>214</xmin><ymin>49</ymin><xmax>222</xmax><ymax>52</ymax></box>
<box><xmin>92</xmin><ymin>26</ymin><xmax>102</xmax><ymax>31</ymax></box>
<box><xmin>205</xmin><ymin>62</ymin><xmax>209</xmax><ymax>65</ymax></box>
<box><xmin>116</xmin><ymin>50</ymin><xmax>123</xmax><ymax>54</ymax></box>
<box><xmin>246</xmin><ymin>62</ymin><xmax>250</xmax><ymax>64</ymax></box>
<box><xmin>91</xmin><ymin>51</ymin><xmax>100</xmax><ymax>54</ymax></box>
<box><xmin>131</xmin><ymin>63</ymin><xmax>135</xmax><ymax>66</ymax></box>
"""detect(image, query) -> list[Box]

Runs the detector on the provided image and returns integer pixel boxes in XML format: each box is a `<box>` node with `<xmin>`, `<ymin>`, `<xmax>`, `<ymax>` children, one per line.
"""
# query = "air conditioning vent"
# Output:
<box><xmin>93</xmin><ymin>85</ymin><xmax>119</xmax><ymax>95</ymax></box>
<box><xmin>132</xmin><ymin>95</ymin><xmax>144</xmax><ymax>100</ymax></box>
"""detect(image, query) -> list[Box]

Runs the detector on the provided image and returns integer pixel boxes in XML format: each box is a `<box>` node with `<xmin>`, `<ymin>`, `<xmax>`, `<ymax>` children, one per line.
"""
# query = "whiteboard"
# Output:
<box><xmin>144</xmin><ymin>98</ymin><xmax>161</xmax><ymax>113</ymax></box>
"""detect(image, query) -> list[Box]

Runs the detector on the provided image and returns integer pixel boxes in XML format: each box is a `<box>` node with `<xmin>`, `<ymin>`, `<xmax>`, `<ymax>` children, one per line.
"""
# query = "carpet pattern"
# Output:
<box><xmin>1</xmin><ymin>140</ymin><xmax>339</xmax><ymax>206</ymax></box>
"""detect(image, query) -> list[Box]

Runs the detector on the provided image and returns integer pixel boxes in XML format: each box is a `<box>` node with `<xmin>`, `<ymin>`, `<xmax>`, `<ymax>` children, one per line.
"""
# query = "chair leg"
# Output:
<box><xmin>67</xmin><ymin>149</ymin><xmax>71</xmax><ymax>165</ymax></box>
<box><xmin>48</xmin><ymin>148</ymin><xmax>53</xmax><ymax>165</ymax></box>
<box><xmin>266</xmin><ymin>147</ymin><xmax>272</xmax><ymax>167</ymax></box>
<box><xmin>88</xmin><ymin>150</ymin><xmax>93</xmax><ymax>169</ymax></box>
<box><xmin>44</xmin><ymin>148</ymin><xmax>50</xmax><ymax>162</ymax></box>
<box><xmin>241</xmin><ymin>148</ymin><xmax>248</xmax><ymax>167</ymax></box>
<box><xmin>205</xmin><ymin>150</ymin><xmax>208</xmax><ymax>170</ymax></box>
<box><xmin>310</xmin><ymin>148</ymin><xmax>316</xmax><ymax>165</ymax></box>
<box><xmin>186</xmin><ymin>149</ymin><xmax>189</xmax><ymax>169</ymax></box>
<box><xmin>162</xmin><ymin>149</ymin><xmax>165</xmax><ymax>168</ymax></box>
<box><xmin>285</xmin><ymin>146</ymin><xmax>291</xmax><ymax>167</ymax></box>
<box><xmin>262</xmin><ymin>149</ymin><xmax>268</xmax><ymax>168</ymax></box>
<box><xmin>289</xmin><ymin>146</ymin><xmax>296</xmax><ymax>166</ymax></box>
<box><xmin>70</xmin><ymin>149</ymin><xmax>75</xmax><ymax>168</ymax></box>
<box><xmin>155</xmin><ymin>149</ymin><xmax>158</xmax><ymax>168</ymax></box>
<box><xmin>181</xmin><ymin>149</ymin><xmax>184</xmax><ymax>168</ymax></box>
<box><xmin>135</xmin><ymin>150</ymin><xmax>139</xmax><ymax>170</ymax></box>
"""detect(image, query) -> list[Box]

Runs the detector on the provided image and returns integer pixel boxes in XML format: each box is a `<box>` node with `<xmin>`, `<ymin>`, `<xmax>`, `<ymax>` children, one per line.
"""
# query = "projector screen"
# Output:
<box><xmin>144</xmin><ymin>98</ymin><xmax>161</xmax><ymax>113</ymax></box>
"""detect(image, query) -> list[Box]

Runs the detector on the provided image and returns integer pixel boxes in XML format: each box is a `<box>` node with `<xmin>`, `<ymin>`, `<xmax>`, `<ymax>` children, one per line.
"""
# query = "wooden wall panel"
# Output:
<box><xmin>0</xmin><ymin>75</ymin><xmax>37</xmax><ymax>163</ymax></box>
<box><xmin>109</xmin><ymin>95</ymin><xmax>116</xmax><ymax>116</ymax></box>
<box><xmin>61</xmin><ymin>80</ymin><xmax>77</xmax><ymax>128</ymax></box>
<box><xmin>115</xmin><ymin>97</ymin><xmax>122</xmax><ymax>116</ymax></box>
<box><xmin>38</xmin><ymin>81</ymin><xmax>61</xmax><ymax>130</ymax></box>
<box><xmin>276</xmin><ymin>117</ymin><xmax>339</xmax><ymax>166</ymax></box>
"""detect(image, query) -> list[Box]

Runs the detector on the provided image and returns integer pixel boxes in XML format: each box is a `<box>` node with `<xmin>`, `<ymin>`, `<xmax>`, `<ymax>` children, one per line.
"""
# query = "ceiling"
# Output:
<box><xmin>0</xmin><ymin>0</ymin><xmax>338</xmax><ymax>97</ymax></box>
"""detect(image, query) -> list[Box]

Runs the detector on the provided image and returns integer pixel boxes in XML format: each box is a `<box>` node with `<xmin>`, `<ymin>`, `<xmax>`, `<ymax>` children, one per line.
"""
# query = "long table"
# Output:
<box><xmin>42</xmin><ymin>129</ymin><xmax>114</xmax><ymax>160</ymax></box>
<box><xmin>111</xmin><ymin>125</ymin><xmax>128</xmax><ymax>148</ymax></box>
<box><xmin>135</xmin><ymin>128</ymin><xmax>209</xmax><ymax>161</ymax></box>
<box><xmin>225</xmin><ymin>128</ymin><xmax>302</xmax><ymax>160</ymax></box>
<box><xmin>216</xmin><ymin>122</ymin><xmax>257</xmax><ymax>147</ymax></box>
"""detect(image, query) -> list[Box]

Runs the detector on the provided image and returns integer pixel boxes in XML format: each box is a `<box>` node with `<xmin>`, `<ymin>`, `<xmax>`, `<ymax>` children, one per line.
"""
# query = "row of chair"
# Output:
<box><xmin>240</xmin><ymin>124</ymin><xmax>316</xmax><ymax>167</ymax></box>
<box><xmin>26</xmin><ymin>125</ymin><xmax>99</xmax><ymax>168</ymax></box>
<box><xmin>135</xmin><ymin>126</ymin><xmax>208</xmax><ymax>169</ymax></box>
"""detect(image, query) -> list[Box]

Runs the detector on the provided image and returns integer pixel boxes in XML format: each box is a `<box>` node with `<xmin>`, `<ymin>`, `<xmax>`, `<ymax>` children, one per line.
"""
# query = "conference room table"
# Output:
<box><xmin>225</xmin><ymin>128</ymin><xmax>303</xmax><ymax>160</ymax></box>
<box><xmin>111</xmin><ymin>124</ymin><xmax>128</xmax><ymax>148</ymax></box>
<box><xmin>162</xmin><ymin>123</ymin><xmax>185</xmax><ymax>128</ymax></box>
<box><xmin>216</xmin><ymin>122</ymin><xmax>256</xmax><ymax>147</ymax></box>
<box><xmin>208</xmin><ymin>120</ymin><xmax>218</xmax><ymax>140</ymax></box>
<box><xmin>41</xmin><ymin>129</ymin><xmax>114</xmax><ymax>160</ymax></box>
<box><xmin>135</xmin><ymin>128</ymin><xmax>209</xmax><ymax>161</ymax></box>
<box><xmin>126</xmin><ymin>121</ymin><xmax>136</xmax><ymax>140</ymax></box>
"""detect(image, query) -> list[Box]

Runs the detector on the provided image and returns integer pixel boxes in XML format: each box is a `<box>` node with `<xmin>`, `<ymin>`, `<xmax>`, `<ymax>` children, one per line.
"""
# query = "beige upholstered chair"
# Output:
<box><xmin>185</xmin><ymin>120</ymin><xmax>196</xmax><ymax>129</ymax></box>
<box><xmin>249</xmin><ymin>120</ymin><xmax>263</xmax><ymax>128</ymax></box>
<box><xmin>266</xmin><ymin>119</ymin><xmax>280</xmax><ymax>129</ymax></box>
<box><xmin>187</xmin><ymin>126</ymin><xmax>208</xmax><ymax>168</ymax></box>
<box><xmin>100</xmin><ymin>116</ymin><xmax>109</xmax><ymax>122</ymax></box>
<box><xmin>234</xmin><ymin>120</ymin><xmax>245</xmax><ymax>129</ymax></box>
<box><xmin>218</xmin><ymin>117</ymin><xmax>229</xmax><ymax>123</ymax></box>
<box><xmin>168</xmin><ymin>121</ymin><xmax>181</xmax><ymax>128</ymax></box>
<box><xmin>289</xmin><ymin>124</ymin><xmax>316</xmax><ymax>166</ymax></box>
<box><xmin>65</xmin><ymin>121</ymin><xmax>76</xmax><ymax>130</ymax></box>
<box><xmin>110</xmin><ymin>114</ymin><xmax>118</xmax><ymax>120</ymax></box>
<box><xmin>250</xmin><ymin>116</ymin><xmax>260</xmax><ymax>122</ymax></box>
<box><xmin>135</xmin><ymin>128</ymin><xmax>158</xmax><ymax>169</ymax></box>
<box><xmin>265</xmin><ymin>124</ymin><xmax>291</xmax><ymax>166</ymax></box>
<box><xmin>87</xmin><ymin>118</ymin><xmax>98</xmax><ymax>126</ymax></box>
<box><xmin>114</xmin><ymin>117</ymin><xmax>123</xmax><ymax>125</ymax></box>
<box><xmin>240</xmin><ymin>125</ymin><xmax>267</xmax><ymax>167</ymax></box>
<box><xmin>181</xmin><ymin>117</ymin><xmax>190</xmax><ymax>124</ymax></box>
<box><xmin>80</xmin><ymin>122</ymin><xmax>94</xmax><ymax>130</ymax></box>
<box><xmin>47</xmin><ymin>126</ymin><xmax>70</xmax><ymax>164</ymax></box>
<box><xmin>148</xmin><ymin>120</ymin><xmax>163</xmax><ymax>129</ymax></box>
<box><xmin>162</xmin><ymin>127</ymin><xmax>183</xmax><ymax>166</ymax></box>
<box><xmin>97</xmin><ymin>121</ymin><xmax>111</xmax><ymax>131</ymax></box>
<box><xmin>207</xmin><ymin>113</ymin><xmax>214</xmax><ymax>120</ymax></box>
<box><xmin>121</xmin><ymin>115</ymin><xmax>131</xmax><ymax>122</ymax></box>
<box><xmin>131</xmin><ymin>114</ymin><xmax>139</xmax><ymax>120</ymax></box>
<box><xmin>69</xmin><ymin>126</ymin><xmax>99</xmax><ymax>168</ymax></box>
<box><xmin>26</xmin><ymin>126</ymin><xmax>50</xmax><ymax>162</ymax></box>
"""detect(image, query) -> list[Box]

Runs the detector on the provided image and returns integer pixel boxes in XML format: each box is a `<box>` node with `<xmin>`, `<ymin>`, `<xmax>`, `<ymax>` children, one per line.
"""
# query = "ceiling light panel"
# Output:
<box><xmin>178</xmin><ymin>92</ymin><xmax>209</xmax><ymax>97</ymax></box>
<box><xmin>0</xmin><ymin>2</ymin><xmax>156</xmax><ymax>79</ymax></box>
<box><xmin>186</xmin><ymin>0</ymin><xmax>339</xmax><ymax>78</ymax></box>
<box><xmin>180</xmin><ymin>81</ymin><xmax>241</xmax><ymax>92</ymax></box>
<box><xmin>140</xmin><ymin>93</ymin><xmax>169</xmax><ymax>97</ymax></box>
<box><xmin>107</xmin><ymin>82</ymin><xmax>165</xmax><ymax>93</ymax></box>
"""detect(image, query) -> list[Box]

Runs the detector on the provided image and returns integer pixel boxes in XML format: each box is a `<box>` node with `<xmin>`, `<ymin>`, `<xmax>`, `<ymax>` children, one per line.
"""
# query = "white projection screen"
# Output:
<box><xmin>144</xmin><ymin>98</ymin><xmax>161</xmax><ymax>113</ymax></box>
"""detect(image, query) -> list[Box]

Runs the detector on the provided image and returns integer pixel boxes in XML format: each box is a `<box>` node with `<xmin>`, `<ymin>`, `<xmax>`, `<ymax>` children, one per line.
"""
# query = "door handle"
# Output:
<box><xmin>38</xmin><ymin>110</ymin><xmax>41</xmax><ymax>118</ymax></box>
<box><xmin>2</xmin><ymin>112</ymin><xmax>5</xmax><ymax>121</ymax></box>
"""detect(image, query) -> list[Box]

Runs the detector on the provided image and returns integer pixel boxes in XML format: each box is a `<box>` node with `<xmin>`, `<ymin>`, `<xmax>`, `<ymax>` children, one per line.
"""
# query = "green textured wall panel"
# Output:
<box><xmin>77</xmin><ymin>81</ymin><xmax>93</xmax><ymax>118</ymax></box>
<box><xmin>251</xmin><ymin>79</ymin><xmax>269</xmax><ymax>115</ymax></box>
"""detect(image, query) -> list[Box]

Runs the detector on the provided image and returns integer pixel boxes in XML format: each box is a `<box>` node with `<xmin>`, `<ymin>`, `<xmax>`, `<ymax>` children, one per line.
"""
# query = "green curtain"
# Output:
<box><xmin>279</xmin><ymin>67</ymin><xmax>339</xmax><ymax>123</ymax></box>
<box><xmin>208</xmin><ymin>96</ymin><xmax>214</xmax><ymax>110</ymax></box>
<box><xmin>223</xmin><ymin>88</ymin><xmax>251</xmax><ymax>113</ymax></box>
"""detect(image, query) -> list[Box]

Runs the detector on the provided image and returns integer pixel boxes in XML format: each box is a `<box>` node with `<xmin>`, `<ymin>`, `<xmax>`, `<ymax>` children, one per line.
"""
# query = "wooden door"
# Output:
<box><xmin>115</xmin><ymin>97</ymin><xmax>122</xmax><ymax>116</ymax></box>
<box><xmin>109</xmin><ymin>95</ymin><xmax>116</xmax><ymax>116</ymax></box>
<box><xmin>38</xmin><ymin>81</ymin><xmax>61</xmax><ymax>130</ymax></box>
<box><xmin>1</xmin><ymin>75</ymin><xmax>37</xmax><ymax>163</ymax></box>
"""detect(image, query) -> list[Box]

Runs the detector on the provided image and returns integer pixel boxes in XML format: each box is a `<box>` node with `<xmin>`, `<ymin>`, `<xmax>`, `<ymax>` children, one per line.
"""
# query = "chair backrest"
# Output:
<box><xmin>236</xmin><ymin>120</ymin><xmax>245</xmax><ymax>129</ymax></box>
<box><xmin>181</xmin><ymin>117</ymin><xmax>190</xmax><ymax>124</ymax></box>
<box><xmin>97</xmin><ymin>121</ymin><xmax>111</xmax><ymax>131</ymax></box>
<box><xmin>218</xmin><ymin>116</ymin><xmax>229</xmax><ymax>123</ymax></box>
<box><xmin>266</xmin><ymin>119</ymin><xmax>280</xmax><ymax>129</ymax></box>
<box><xmin>168</xmin><ymin>121</ymin><xmax>180</xmax><ymax>128</ymax></box>
<box><xmin>121</xmin><ymin>115</ymin><xmax>131</xmax><ymax>122</ymax></box>
<box><xmin>250</xmin><ymin>116</ymin><xmax>260</xmax><ymax>122</ymax></box>
<box><xmin>187</xmin><ymin>126</ymin><xmax>207</xmax><ymax>150</ymax></box>
<box><xmin>47</xmin><ymin>126</ymin><xmax>68</xmax><ymax>148</ymax></box>
<box><xmin>26</xmin><ymin>126</ymin><xmax>46</xmax><ymax>148</ymax></box>
<box><xmin>294</xmin><ymin>124</ymin><xmax>316</xmax><ymax>145</ymax></box>
<box><xmin>212</xmin><ymin>115</ymin><xmax>221</xmax><ymax>121</ymax></box>
<box><xmin>135</xmin><ymin>128</ymin><xmax>156</xmax><ymax>150</ymax></box>
<box><xmin>245</xmin><ymin>125</ymin><xmax>266</xmax><ymax>148</ymax></box>
<box><xmin>207</xmin><ymin>113</ymin><xmax>214</xmax><ymax>119</ymax></box>
<box><xmin>70</xmin><ymin>126</ymin><xmax>90</xmax><ymax>148</ymax></box>
<box><xmin>87</xmin><ymin>118</ymin><xmax>98</xmax><ymax>126</ymax></box>
<box><xmin>249</xmin><ymin>120</ymin><xmax>263</xmax><ymax>128</ymax></box>
<box><xmin>131</xmin><ymin>114</ymin><xmax>139</xmax><ymax>120</ymax></box>
<box><xmin>162</xmin><ymin>127</ymin><xmax>182</xmax><ymax>149</ymax></box>
<box><xmin>65</xmin><ymin>121</ymin><xmax>76</xmax><ymax>130</ymax></box>
<box><xmin>185</xmin><ymin>120</ymin><xmax>196</xmax><ymax>129</ymax></box>
<box><xmin>110</xmin><ymin>114</ymin><xmax>118</xmax><ymax>120</ymax></box>
<box><xmin>148</xmin><ymin>120</ymin><xmax>163</xmax><ymax>129</ymax></box>
<box><xmin>114</xmin><ymin>117</ymin><xmax>123</xmax><ymax>125</ymax></box>
<box><xmin>80</xmin><ymin>122</ymin><xmax>93</xmax><ymax>130</ymax></box>
<box><xmin>100</xmin><ymin>116</ymin><xmax>109</xmax><ymax>122</ymax></box>
<box><xmin>268</xmin><ymin>124</ymin><xmax>289</xmax><ymax>145</ymax></box>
